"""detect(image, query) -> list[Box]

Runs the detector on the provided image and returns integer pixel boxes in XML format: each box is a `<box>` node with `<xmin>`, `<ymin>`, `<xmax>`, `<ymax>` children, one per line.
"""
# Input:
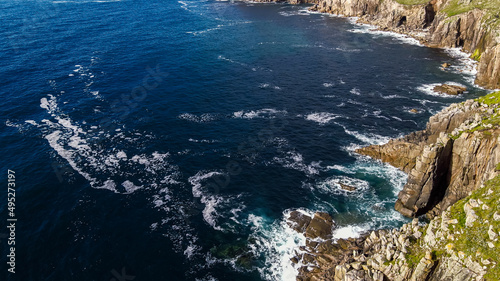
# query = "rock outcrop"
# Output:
<box><xmin>289</xmin><ymin>177</ymin><xmax>500</xmax><ymax>280</ymax></box>
<box><xmin>433</xmin><ymin>84</ymin><xmax>467</xmax><ymax>95</ymax></box>
<box><xmin>358</xmin><ymin>94</ymin><xmax>500</xmax><ymax>218</ymax></box>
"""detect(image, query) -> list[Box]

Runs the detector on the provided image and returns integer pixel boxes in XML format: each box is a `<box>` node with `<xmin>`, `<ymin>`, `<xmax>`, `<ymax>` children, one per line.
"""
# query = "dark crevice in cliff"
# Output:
<box><xmin>417</xmin><ymin>141</ymin><xmax>454</xmax><ymax>217</ymax></box>
<box><xmin>397</xmin><ymin>16</ymin><xmax>407</xmax><ymax>27</ymax></box>
<box><xmin>424</xmin><ymin>2</ymin><xmax>436</xmax><ymax>28</ymax></box>
<box><xmin>425</xmin><ymin>258</ymin><xmax>440</xmax><ymax>281</ymax></box>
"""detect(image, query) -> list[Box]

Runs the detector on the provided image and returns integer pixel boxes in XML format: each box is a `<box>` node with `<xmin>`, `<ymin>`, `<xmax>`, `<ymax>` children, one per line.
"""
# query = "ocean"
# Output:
<box><xmin>0</xmin><ymin>1</ymin><xmax>489</xmax><ymax>280</ymax></box>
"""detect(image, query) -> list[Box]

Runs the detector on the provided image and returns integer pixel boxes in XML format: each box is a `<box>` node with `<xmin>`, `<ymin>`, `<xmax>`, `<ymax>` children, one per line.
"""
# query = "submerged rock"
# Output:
<box><xmin>339</xmin><ymin>182</ymin><xmax>357</xmax><ymax>192</ymax></box>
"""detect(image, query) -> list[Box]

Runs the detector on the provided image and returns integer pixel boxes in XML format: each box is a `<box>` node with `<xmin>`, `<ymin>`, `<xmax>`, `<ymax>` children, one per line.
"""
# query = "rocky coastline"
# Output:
<box><xmin>253</xmin><ymin>0</ymin><xmax>500</xmax><ymax>90</ymax></box>
<box><xmin>248</xmin><ymin>0</ymin><xmax>500</xmax><ymax>279</ymax></box>
<box><xmin>286</xmin><ymin>93</ymin><xmax>500</xmax><ymax>280</ymax></box>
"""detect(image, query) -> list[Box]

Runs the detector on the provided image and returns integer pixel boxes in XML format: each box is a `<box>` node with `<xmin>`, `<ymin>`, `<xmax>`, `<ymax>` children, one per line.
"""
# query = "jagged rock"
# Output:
<box><xmin>494</xmin><ymin>211</ymin><xmax>500</xmax><ymax>221</ymax></box>
<box><xmin>358</xmin><ymin>96</ymin><xmax>500</xmax><ymax>218</ymax></box>
<box><xmin>488</xmin><ymin>225</ymin><xmax>498</xmax><ymax>241</ymax></box>
<box><xmin>339</xmin><ymin>182</ymin><xmax>357</xmax><ymax>191</ymax></box>
<box><xmin>351</xmin><ymin>261</ymin><xmax>362</xmax><ymax>270</ymax></box>
<box><xmin>307</xmin><ymin>0</ymin><xmax>500</xmax><ymax>89</ymax></box>
<box><xmin>442</xmin><ymin>63</ymin><xmax>451</xmax><ymax>68</ymax></box>
<box><xmin>410</xmin><ymin>251</ymin><xmax>435</xmax><ymax>281</ymax></box>
<box><xmin>464</xmin><ymin>203</ymin><xmax>479</xmax><ymax>227</ymax></box>
<box><xmin>433</xmin><ymin>84</ymin><xmax>467</xmax><ymax>95</ymax></box>
<box><xmin>334</xmin><ymin>265</ymin><xmax>348</xmax><ymax>281</ymax></box>
<box><xmin>305</xmin><ymin>212</ymin><xmax>335</xmax><ymax>239</ymax></box>
<box><xmin>287</xmin><ymin>210</ymin><xmax>312</xmax><ymax>233</ymax></box>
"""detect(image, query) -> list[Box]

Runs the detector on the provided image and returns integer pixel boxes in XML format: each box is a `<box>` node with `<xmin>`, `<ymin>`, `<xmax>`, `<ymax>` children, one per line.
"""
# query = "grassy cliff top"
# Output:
<box><xmin>395</xmin><ymin>0</ymin><xmax>428</xmax><ymax>5</ymax></box>
<box><xmin>442</xmin><ymin>0</ymin><xmax>500</xmax><ymax>27</ymax></box>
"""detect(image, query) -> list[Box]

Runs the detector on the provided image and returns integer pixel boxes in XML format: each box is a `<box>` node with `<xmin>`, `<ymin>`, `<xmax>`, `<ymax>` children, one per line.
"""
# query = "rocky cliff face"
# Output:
<box><xmin>254</xmin><ymin>0</ymin><xmax>500</xmax><ymax>88</ymax></box>
<box><xmin>288</xmin><ymin>175</ymin><xmax>500</xmax><ymax>281</ymax></box>
<box><xmin>359</xmin><ymin>94</ymin><xmax>500</xmax><ymax>218</ymax></box>
<box><xmin>307</xmin><ymin>0</ymin><xmax>500</xmax><ymax>89</ymax></box>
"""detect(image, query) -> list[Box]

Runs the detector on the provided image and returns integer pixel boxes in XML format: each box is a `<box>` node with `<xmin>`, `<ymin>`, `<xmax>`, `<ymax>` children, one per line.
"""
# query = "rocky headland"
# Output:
<box><xmin>286</xmin><ymin>92</ymin><xmax>500</xmax><ymax>281</ymax></box>
<box><xmin>248</xmin><ymin>0</ymin><xmax>500</xmax><ymax>279</ymax></box>
<box><xmin>357</xmin><ymin>94</ymin><xmax>500</xmax><ymax>219</ymax></box>
<box><xmin>254</xmin><ymin>0</ymin><xmax>500</xmax><ymax>90</ymax></box>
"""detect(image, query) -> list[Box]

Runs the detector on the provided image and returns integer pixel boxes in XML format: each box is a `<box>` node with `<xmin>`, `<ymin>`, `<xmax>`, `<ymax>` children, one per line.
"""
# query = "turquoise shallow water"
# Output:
<box><xmin>0</xmin><ymin>1</ymin><xmax>489</xmax><ymax>280</ymax></box>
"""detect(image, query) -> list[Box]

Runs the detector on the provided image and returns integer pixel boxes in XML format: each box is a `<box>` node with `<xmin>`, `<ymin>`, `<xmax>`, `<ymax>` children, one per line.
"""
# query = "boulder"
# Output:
<box><xmin>305</xmin><ymin>212</ymin><xmax>335</xmax><ymax>240</ymax></box>
<box><xmin>339</xmin><ymin>182</ymin><xmax>357</xmax><ymax>191</ymax></box>
<box><xmin>433</xmin><ymin>84</ymin><xmax>467</xmax><ymax>95</ymax></box>
<box><xmin>287</xmin><ymin>210</ymin><xmax>312</xmax><ymax>233</ymax></box>
<box><xmin>287</xmin><ymin>211</ymin><xmax>335</xmax><ymax>240</ymax></box>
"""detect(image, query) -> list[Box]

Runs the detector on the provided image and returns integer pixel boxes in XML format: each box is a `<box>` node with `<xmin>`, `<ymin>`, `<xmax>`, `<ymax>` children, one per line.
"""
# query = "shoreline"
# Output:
<box><xmin>240</xmin><ymin>1</ymin><xmax>500</xmax><ymax>280</ymax></box>
<box><xmin>249</xmin><ymin>0</ymin><xmax>500</xmax><ymax>90</ymax></box>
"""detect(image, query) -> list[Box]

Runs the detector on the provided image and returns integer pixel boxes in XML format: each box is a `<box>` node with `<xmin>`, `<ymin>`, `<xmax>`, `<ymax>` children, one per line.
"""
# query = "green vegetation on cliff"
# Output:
<box><xmin>443</xmin><ymin>0</ymin><xmax>500</xmax><ymax>27</ymax></box>
<box><xmin>448</xmin><ymin>175</ymin><xmax>500</xmax><ymax>280</ymax></box>
<box><xmin>401</xmin><ymin>174</ymin><xmax>500</xmax><ymax>280</ymax></box>
<box><xmin>394</xmin><ymin>0</ymin><xmax>428</xmax><ymax>5</ymax></box>
<box><xmin>448</xmin><ymin>91</ymin><xmax>500</xmax><ymax>140</ymax></box>
<box><xmin>477</xmin><ymin>91</ymin><xmax>500</xmax><ymax>106</ymax></box>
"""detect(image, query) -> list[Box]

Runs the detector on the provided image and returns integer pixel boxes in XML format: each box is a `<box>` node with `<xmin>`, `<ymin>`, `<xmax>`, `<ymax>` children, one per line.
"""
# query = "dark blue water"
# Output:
<box><xmin>0</xmin><ymin>1</ymin><xmax>489</xmax><ymax>280</ymax></box>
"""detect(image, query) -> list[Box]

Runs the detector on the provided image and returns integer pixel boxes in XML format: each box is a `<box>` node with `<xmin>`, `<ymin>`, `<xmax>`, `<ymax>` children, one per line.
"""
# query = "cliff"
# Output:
<box><xmin>256</xmin><ymin>0</ymin><xmax>500</xmax><ymax>89</ymax></box>
<box><xmin>358</xmin><ymin>92</ymin><xmax>500</xmax><ymax>219</ymax></box>
<box><xmin>247</xmin><ymin>0</ymin><xmax>500</xmax><ymax>279</ymax></box>
<box><xmin>309</xmin><ymin>0</ymin><xmax>500</xmax><ymax>89</ymax></box>
<box><xmin>289</xmin><ymin>176</ymin><xmax>500</xmax><ymax>280</ymax></box>
<box><xmin>286</xmin><ymin>92</ymin><xmax>500</xmax><ymax>280</ymax></box>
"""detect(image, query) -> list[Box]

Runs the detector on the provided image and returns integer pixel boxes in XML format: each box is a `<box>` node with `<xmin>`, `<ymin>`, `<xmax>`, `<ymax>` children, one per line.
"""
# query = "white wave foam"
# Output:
<box><xmin>233</xmin><ymin>108</ymin><xmax>287</xmax><ymax>119</ymax></box>
<box><xmin>323</xmin><ymin>82</ymin><xmax>334</xmax><ymax>88</ymax></box>
<box><xmin>416</xmin><ymin>82</ymin><xmax>465</xmax><ymax>98</ymax></box>
<box><xmin>259</xmin><ymin>83</ymin><xmax>281</xmax><ymax>90</ymax></box>
<box><xmin>348</xmin><ymin>23</ymin><xmax>424</xmax><ymax>47</ymax></box>
<box><xmin>188</xmin><ymin>138</ymin><xmax>219</xmax><ymax>143</ymax></box>
<box><xmin>188</xmin><ymin>171</ymin><xmax>245</xmax><ymax>231</ymax></box>
<box><xmin>331</xmin><ymin>224</ymin><xmax>368</xmax><ymax>240</ymax></box>
<box><xmin>381</xmin><ymin>94</ymin><xmax>404</xmax><ymax>99</ymax></box>
<box><xmin>339</xmin><ymin>124</ymin><xmax>391</xmax><ymax>145</ymax></box>
<box><xmin>350</xmin><ymin>88</ymin><xmax>361</xmax><ymax>95</ymax></box>
<box><xmin>33</xmin><ymin>94</ymin><xmax>181</xmax><ymax>194</ymax></box>
<box><xmin>187</xmin><ymin>21</ymin><xmax>252</xmax><ymax>36</ymax></box>
<box><xmin>315</xmin><ymin>175</ymin><xmax>370</xmax><ymax>195</ymax></box>
<box><xmin>278</xmin><ymin>9</ymin><xmax>310</xmax><ymax>17</ymax></box>
<box><xmin>304</xmin><ymin>112</ymin><xmax>340</xmax><ymax>125</ymax></box>
<box><xmin>272</xmin><ymin>151</ymin><xmax>321</xmax><ymax>176</ymax></box>
<box><xmin>443</xmin><ymin>48</ymin><xmax>478</xmax><ymax>85</ymax></box>
<box><xmin>249</xmin><ymin>211</ymin><xmax>307</xmax><ymax>281</ymax></box>
<box><xmin>178</xmin><ymin>113</ymin><xmax>219</xmax><ymax>123</ymax></box>
<box><xmin>326</xmin><ymin>160</ymin><xmax>407</xmax><ymax>195</ymax></box>
<box><xmin>122</xmin><ymin>180</ymin><xmax>142</xmax><ymax>194</ymax></box>
<box><xmin>311</xmin><ymin>160</ymin><xmax>409</xmax><ymax>236</ymax></box>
